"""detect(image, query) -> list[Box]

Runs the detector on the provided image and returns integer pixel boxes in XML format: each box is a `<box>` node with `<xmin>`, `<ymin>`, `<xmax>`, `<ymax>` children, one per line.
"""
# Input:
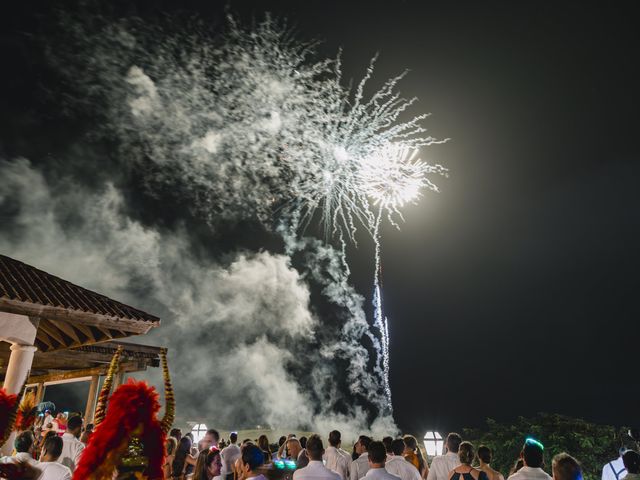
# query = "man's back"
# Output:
<box><xmin>427</xmin><ymin>453</ymin><xmax>460</xmax><ymax>480</ymax></box>
<box><xmin>365</xmin><ymin>467</ymin><xmax>402</xmax><ymax>480</ymax></box>
<box><xmin>386</xmin><ymin>456</ymin><xmax>421</xmax><ymax>480</ymax></box>
<box><xmin>38</xmin><ymin>461</ymin><xmax>72</xmax><ymax>480</ymax></box>
<box><xmin>324</xmin><ymin>446</ymin><xmax>351</xmax><ymax>480</ymax></box>
<box><xmin>221</xmin><ymin>443</ymin><xmax>241</xmax><ymax>473</ymax></box>
<box><xmin>294</xmin><ymin>460</ymin><xmax>342</xmax><ymax>480</ymax></box>
<box><xmin>507</xmin><ymin>466</ymin><xmax>552</xmax><ymax>480</ymax></box>
<box><xmin>351</xmin><ymin>453</ymin><xmax>370</xmax><ymax>480</ymax></box>
<box><xmin>58</xmin><ymin>433</ymin><xmax>84</xmax><ymax>471</ymax></box>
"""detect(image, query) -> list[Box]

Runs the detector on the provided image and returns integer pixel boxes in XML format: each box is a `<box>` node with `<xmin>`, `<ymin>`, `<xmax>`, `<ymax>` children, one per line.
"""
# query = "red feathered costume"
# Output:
<box><xmin>73</xmin><ymin>379</ymin><xmax>166</xmax><ymax>480</ymax></box>
<box><xmin>0</xmin><ymin>388</ymin><xmax>18</xmax><ymax>446</ymax></box>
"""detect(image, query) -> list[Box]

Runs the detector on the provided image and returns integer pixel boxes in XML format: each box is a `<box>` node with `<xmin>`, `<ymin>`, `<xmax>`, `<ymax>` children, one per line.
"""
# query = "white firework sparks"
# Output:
<box><xmin>64</xmin><ymin>13</ymin><xmax>448</xmax><ymax>412</ymax></box>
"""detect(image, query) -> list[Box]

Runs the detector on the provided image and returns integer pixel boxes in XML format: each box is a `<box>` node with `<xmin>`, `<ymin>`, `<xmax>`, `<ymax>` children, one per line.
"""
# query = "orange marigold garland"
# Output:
<box><xmin>93</xmin><ymin>345</ymin><xmax>123</xmax><ymax>426</ymax></box>
<box><xmin>159</xmin><ymin>348</ymin><xmax>175</xmax><ymax>434</ymax></box>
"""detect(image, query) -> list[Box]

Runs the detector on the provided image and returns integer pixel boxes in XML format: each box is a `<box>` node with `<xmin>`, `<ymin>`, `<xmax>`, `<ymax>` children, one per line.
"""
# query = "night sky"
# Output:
<box><xmin>2</xmin><ymin>1</ymin><xmax>639</xmax><ymax>435</ymax></box>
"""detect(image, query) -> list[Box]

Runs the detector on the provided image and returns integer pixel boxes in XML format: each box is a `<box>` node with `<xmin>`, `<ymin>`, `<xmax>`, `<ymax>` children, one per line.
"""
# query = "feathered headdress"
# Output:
<box><xmin>73</xmin><ymin>347</ymin><xmax>175</xmax><ymax>480</ymax></box>
<box><xmin>15</xmin><ymin>390</ymin><xmax>38</xmax><ymax>432</ymax></box>
<box><xmin>0</xmin><ymin>388</ymin><xmax>20</xmax><ymax>448</ymax></box>
<box><xmin>0</xmin><ymin>381</ymin><xmax>26</xmax><ymax>449</ymax></box>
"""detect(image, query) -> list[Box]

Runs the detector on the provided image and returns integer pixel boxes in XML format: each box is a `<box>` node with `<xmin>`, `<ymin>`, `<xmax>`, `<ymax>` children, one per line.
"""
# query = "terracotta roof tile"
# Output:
<box><xmin>0</xmin><ymin>254</ymin><xmax>159</xmax><ymax>324</ymax></box>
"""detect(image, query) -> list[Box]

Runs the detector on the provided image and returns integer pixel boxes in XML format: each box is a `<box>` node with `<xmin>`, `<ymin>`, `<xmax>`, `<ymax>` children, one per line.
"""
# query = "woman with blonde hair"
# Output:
<box><xmin>164</xmin><ymin>437</ymin><xmax>178</xmax><ymax>478</ymax></box>
<box><xmin>448</xmin><ymin>442</ymin><xmax>488</xmax><ymax>480</ymax></box>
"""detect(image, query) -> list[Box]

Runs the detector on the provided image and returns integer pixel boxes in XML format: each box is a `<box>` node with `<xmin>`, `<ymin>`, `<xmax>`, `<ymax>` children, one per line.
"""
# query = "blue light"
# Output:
<box><xmin>525</xmin><ymin>437</ymin><xmax>544</xmax><ymax>450</ymax></box>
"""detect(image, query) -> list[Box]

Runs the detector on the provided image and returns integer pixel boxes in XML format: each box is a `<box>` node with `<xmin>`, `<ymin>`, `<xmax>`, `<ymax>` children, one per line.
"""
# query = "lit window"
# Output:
<box><xmin>423</xmin><ymin>431</ymin><xmax>444</xmax><ymax>457</ymax></box>
<box><xmin>192</xmin><ymin>423</ymin><xmax>208</xmax><ymax>444</ymax></box>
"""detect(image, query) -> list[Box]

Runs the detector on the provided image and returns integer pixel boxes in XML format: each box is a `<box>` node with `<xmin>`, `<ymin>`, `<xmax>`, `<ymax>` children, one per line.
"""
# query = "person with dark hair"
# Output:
<box><xmin>324</xmin><ymin>430</ymin><xmax>351</xmax><ymax>480</ymax></box>
<box><xmin>294</xmin><ymin>434</ymin><xmax>341</xmax><ymax>480</ymax></box>
<box><xmin>240</xmin><ymin>444</ymin><xmax>267</xmax><ymax>480</ymax></box>
<box><xmin>622</xmin><ymin>451</ymin><xmax>640</xmax><ymax>480</ymax></box>
<box><xmin>301</xmin><ymin>437</ymin><xmax>308</xmax><ymax>450</ymax></box>
<box><xmin>193</xmin><ymin>447</ymin><xmax>223</xmax><ymax>480</ymax></box>
<box><xmin>258</xmin><ymin>435</ymin><xmax>272</xmax><ymax>464</ymax></box>
<box><xmin>552</xmin><ymin>453</ymin><xmax>583</xmax><ymax>480</ymax></box>
<box><xmin>363</xmin><ymin>441</ymin><xmax>400</xmax><ymax>480</ymax></box>
<box><xmin>80</xmin><ymin>423</ymin><xmax>94</xmax><ymax>444</ymax></box>
<box><xmin>603</xmin><ymin>448</ymin><xmax>628</xmax><ymax>480</ymax></box>
<box><xmin>222</xmin><ymin>432</ymin><xmax>242</xmax><ymax>474</ymax></box>
<box><xmin>58</xmin><ymin>414</ymin><xmax>84</xmax><ymax>472</ymax></box>
<box><xmin>171</xmin><ymin>428</ymin><xmax>183</xmax><ymax>443</ymax></box>
<box><xmin>478</xmin><ymin>446</ymin><xmax>504</xmax><ymax>480</ymax></box>
<box><xmin>201</xmin><ymin>429</ymin><xmax>221</xmax><ymax>451</ymax></box>
<box><xmin>173</xmin><ymin>435</ymin><xmax>197</xmax><ymax>478</ymax></box>
<box><xmin>507</xmin><ymin>438</ymin><xmax>551</xmax><ymax>480</ymax></box>
<box><xmin>449</xmin><ymin>442</ymin><xmax>488</xmax><ymax>480</ymax></box>
<box><xmin>39</xmin><ymin>435</ymin><xmax>72</xmax><ymax>480</ymax></box>
<box><xmin>351</xmin><ymin>436</ymin><xmax>372</xmax><ymax>480</ymax></box>
<box><xmin>3</xmin><ymin>430</ymin><xmax>38</xmax><ymax>467</ymax></box>
<box><xmin>383</xmin><ymin>438</ymin><xmax>394</xmax><ymax>454</ymax></box>
<box><xmin>386</xmin><ymin>438</ymin><xmax>421</xmax><ymax>480</ymax></box>
<box><xmin>427</xmin><ymin>433</ymin><xmax>462</xmax><ymax>480</ymax></box>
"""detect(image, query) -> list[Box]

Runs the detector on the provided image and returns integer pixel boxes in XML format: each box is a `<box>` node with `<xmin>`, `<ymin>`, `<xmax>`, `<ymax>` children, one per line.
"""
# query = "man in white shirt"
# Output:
<box><xmin>426</xmin><ymin>433</ymin><xmax>462</xmax><ymax>480</ymax></box>
<box><xmin>38</xmin><ymin>435</ymin><xmax>71</xmax><ymax>480</ymax></box>
<box><xmin>324</xmin><ymin>430</ymin><xmax>351</xmax><ymax>480</ymax></box>
<box><xmin>221</xmin><ymin>432</ymin><xmax>241</xmax><ymax>476</ymax></box>
<box><xmin>286</xmin><ymin>438</ymin><xmax>310</xmax><ymax>469</ymax></box>
<box><xmin>350</xmin><ymin>436</ymin><xmax>372</xmax><ymax>480</ymax></box>
<box><xmin>386</xmin><ymin>439</ymin><xmax>421</xmax><ymax>480</ymax></box>
<box><xmin>507</xmin><ymin>438</ymin><xmax>552</xmax><ymax>480</ymax></box>
<box><xmin>294</xmin><ymin>434</ymin><xmax>341</xmax><ymax>480</ymax></box>
<box><xmin>362</xmin><ymin>441</ymin><xmax>400</xmax><ymax>480</ymax></box>
<box><xmin>1</xmin><ymin>431</ymin><xmax>39</xmax><ymax>468</ymax></box>
<box><xmin>58</xmin><ymin>415</ymin><xmax>84</xmax><ymax>472</ymax></box>
<box><xmin>603</xmin><ymin>448</ymin><xmax>628</xmax><ymax>480</ymax></box>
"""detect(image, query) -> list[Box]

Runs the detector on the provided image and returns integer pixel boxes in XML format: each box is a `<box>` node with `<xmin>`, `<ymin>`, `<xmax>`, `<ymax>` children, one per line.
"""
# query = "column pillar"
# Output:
<box><xmin>84</xmin><ymin>375</ymin><xmax>99</xmax><ymax>424</ymax></box>
<box><xmin>3</xmin><ymin>344</ymin><xmax>37</xmax><ymax>394</ymax></box>
<box><xmin>113</xmin><ymin>369</ymin><xmax>125</xmax><ymax>389</ymax></box>
<box><xmin>1</xmin><ymin>344</ymin><xmax>37</xmax><ymax>455</ymax></box>
<box><xmin>35</xmin><ymin>382</ymin><xmax>45</xmax><ymax>405</ymax></box>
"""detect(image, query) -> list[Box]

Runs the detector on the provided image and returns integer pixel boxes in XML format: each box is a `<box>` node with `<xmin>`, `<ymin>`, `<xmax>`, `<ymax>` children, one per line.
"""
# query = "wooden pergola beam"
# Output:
<box><xmin>26</xmin><ymin>361</ymin><xmax>145</xmax><ymax>385</ymax></box>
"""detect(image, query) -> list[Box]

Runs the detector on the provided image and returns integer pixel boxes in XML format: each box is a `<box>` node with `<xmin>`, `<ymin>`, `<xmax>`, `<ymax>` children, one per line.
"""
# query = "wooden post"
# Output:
<box><xmin>35</xmin><ymin>382</ymin><xmax>45</xmax><ymax>404</ymax></box>
<box><xmin>84</xmin><ymin>375</ymin><xmax>99</xmax><ymax>424</ymax></box>
<box><xmin>113</xmin><ymin>369</ymin><xmax>125</xmax><ymax>389</ymax></box>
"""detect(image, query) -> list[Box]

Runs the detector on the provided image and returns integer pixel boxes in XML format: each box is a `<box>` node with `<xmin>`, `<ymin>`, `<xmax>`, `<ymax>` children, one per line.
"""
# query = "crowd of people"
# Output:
<box><xmin>0</xmin><ymin>412</ymin><xmax>88</xmax><ymax>479</ymax></box>
<box><xmin>159</xmin><ymin>428</ymin><xmax>640</xmax><ymax>480</ymax></box>
<box><xmin>2</xmin><ymin>418</ymin><xmax>640</xmax><ymax>480</ymax></box>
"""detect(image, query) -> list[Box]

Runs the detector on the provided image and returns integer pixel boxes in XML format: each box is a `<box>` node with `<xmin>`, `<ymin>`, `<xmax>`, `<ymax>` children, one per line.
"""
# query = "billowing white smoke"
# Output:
<box><xmin>0</xmin><ymin>10</ymin><xmax>447</xmax><ymax>437</ymax></box>
<box><xmin>0</xmin><ymin>158</ymin><xmax>391</xmax><ymax>436</ymax></box>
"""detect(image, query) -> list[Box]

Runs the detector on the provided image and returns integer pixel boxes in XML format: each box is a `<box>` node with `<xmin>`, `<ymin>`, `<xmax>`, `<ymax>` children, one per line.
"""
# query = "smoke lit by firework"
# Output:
<box><xmin>4</xmin><ymin>11</ymin><xmax>447</xmax><ymax>424</ymax></box>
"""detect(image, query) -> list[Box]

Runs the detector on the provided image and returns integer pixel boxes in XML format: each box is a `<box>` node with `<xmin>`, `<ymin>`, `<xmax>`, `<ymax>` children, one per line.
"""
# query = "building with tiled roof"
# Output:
<box><xmin>0</xmin><ymin>254</ymin><xmax>163</xmax><ymax>455</ymax></box>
